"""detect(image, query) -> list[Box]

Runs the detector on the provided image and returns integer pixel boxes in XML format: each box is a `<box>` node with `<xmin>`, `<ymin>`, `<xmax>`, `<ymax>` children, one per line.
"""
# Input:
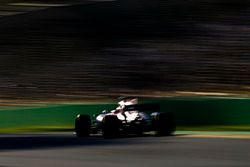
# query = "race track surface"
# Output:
<box><xmin>0</xmin><ymin>133</ymin><xmax>249</xmax><ymax>167</ymax></box>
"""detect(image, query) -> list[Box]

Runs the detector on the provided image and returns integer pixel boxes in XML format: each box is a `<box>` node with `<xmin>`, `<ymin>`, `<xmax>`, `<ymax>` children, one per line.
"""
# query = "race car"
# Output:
<box><xmin>75</xmin><ymin>97</ymin><xmax>175</xmax><ymax>138</ymax></box>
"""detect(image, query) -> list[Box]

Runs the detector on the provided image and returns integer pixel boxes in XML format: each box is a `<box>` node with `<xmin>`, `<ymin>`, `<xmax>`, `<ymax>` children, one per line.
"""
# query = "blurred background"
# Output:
<box><xmin>0</xmin><ymin>0</ymin><xmax>250</xmax><ymax>103</ymax></box>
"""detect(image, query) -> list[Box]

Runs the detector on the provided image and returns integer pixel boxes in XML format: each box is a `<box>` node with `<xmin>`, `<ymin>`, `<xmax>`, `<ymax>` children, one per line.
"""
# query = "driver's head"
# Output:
<box><xmin>118</xmin><ymin>97</ymin><xmax>138</xmax><ymax>106</ymax></box>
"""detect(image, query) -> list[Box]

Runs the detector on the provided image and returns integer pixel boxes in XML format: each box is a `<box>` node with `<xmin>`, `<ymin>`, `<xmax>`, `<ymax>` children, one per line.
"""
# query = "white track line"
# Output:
<box><xmin>180</xmin><ymin>134</ymin><xmax>250</xmax><ymax>139</ymax></box>
<box><xmin>9</xmin><ymin>2</ymin><xmax>70</xmax><ymax>7</ymax></box>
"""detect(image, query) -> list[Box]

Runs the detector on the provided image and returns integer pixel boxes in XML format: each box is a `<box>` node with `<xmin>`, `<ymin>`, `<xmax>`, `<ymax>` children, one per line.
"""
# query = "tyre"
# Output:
<box><xmin>75</xmin><ymin>114</ymin><xmax>91</xmax><ymax>137</ymax></box>
<box><xmin>102</xmin><ymin>115</ymin><xmax>121</xmax><ymax>138</ymax></box>
<box><xmin>135</xmin><ymin>124</ymin><xmax>144</xmax><ymax>137</ymax></box>
<box><xmin>152</xmin><ymin>112</ymin><xmax>175</xmax><ymax>136</ymax></box>
<box><xmin>132</xmin><ymin>120</ymin><xmax>145</xmax><ymax>136</ymax></box>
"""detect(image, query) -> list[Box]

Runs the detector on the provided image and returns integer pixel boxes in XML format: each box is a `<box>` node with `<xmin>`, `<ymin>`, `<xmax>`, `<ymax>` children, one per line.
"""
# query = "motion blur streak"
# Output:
<box><xmin>0</xmin><ymin>0</ymin><xmax>250</xmax><ymax>101</ymax></box>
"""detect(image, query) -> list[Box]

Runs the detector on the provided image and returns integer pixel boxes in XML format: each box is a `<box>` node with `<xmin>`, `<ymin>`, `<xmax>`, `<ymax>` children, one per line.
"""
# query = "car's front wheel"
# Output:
<box><xmin>75</xmin><ymin>114</ymin><xmax>91</xmax><ymax>137</ymax></box>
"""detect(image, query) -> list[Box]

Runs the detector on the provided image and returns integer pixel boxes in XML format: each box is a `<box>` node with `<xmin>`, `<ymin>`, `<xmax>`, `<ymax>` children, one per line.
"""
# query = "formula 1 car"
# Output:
<box><xmin>75</xmin><ymin>97</ymin><xmax>175</xmax><ymax>138</ymax></box>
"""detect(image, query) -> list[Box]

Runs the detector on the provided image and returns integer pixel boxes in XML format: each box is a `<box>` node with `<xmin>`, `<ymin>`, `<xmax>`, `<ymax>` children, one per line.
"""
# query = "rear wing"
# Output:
<box><xmin>124</xmin><ymin>103</ymin><xmax>160</xmax><ymax>112</ymax></box>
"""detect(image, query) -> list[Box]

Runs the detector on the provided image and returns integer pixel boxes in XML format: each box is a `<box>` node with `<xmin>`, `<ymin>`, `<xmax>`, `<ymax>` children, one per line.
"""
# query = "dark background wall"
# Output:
<box><xmin>0</xmin><ymin>0</ymin><xmax>250</xmax><ymax>101</ymax></box>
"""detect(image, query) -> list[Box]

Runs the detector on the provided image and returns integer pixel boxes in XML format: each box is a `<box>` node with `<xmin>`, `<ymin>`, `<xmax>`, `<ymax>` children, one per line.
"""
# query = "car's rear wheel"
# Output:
<box><xmin>75</xmin><ymin>114</ymin><xmax>91</xmax><ymax>137</ymax></box>
<box><xmin>102</xmin><ymin>115</ymin><xmax>121</xmax><ymax>138</ymax></box>
<box><xmin>152</xmin><ymin>112</ymin><xmax>175</xmax><ymax>136</ymax></box>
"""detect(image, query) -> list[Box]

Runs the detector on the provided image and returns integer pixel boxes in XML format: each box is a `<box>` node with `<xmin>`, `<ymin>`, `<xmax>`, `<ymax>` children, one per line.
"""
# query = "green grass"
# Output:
<box><xmin>0</xmin><ymin>125</ymin><xmax>73</xmax><ymax>133</ymax></box>
<box><xmin>1</xmin><ymin>97</ymin><xmax>250</xmax><ymax>132</ymax></box>
<box><xmin>177</xmin><ymin>125</ymin><xmax>250</xmax><ymax>132</ymax></box>
<box><xmin>2</xmin><ymin>125</ymin><xmax>250</xmax><ymax>133</ymax></box>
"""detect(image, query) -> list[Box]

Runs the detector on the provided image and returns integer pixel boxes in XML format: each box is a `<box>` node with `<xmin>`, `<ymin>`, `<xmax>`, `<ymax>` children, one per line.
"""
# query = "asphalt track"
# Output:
<box><xmin>0</xmin><ymin>132</ymin><xmax>250</xmax><ymax>167</ymax></box>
